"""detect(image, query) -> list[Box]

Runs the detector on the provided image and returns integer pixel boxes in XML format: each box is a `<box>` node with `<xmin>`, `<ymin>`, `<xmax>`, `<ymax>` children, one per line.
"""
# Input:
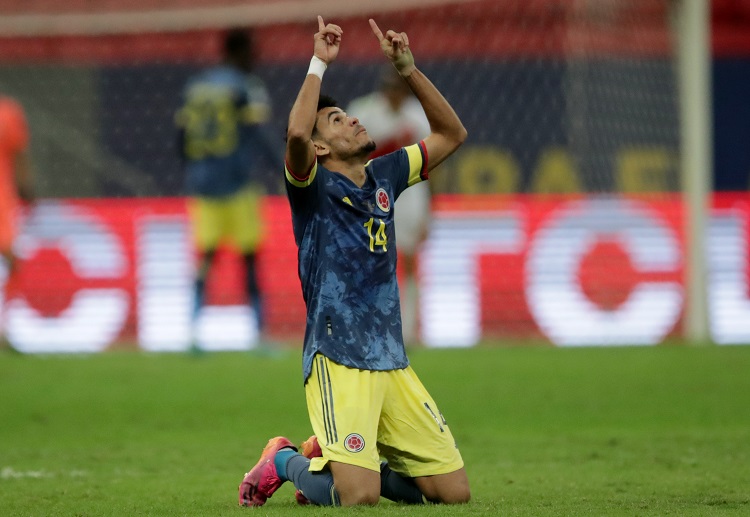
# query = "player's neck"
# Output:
<box><xmin>325</xmin><ymin>158</ymin><xmax>368</xmax><ymax>188</ymax></box>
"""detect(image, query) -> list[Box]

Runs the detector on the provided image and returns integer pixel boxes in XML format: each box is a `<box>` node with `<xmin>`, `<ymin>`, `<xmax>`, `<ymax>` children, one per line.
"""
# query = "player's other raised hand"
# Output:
<box><xmin>314</xmin><ymin>16</ymin><xmax>342</xmax><ymax>65</ymax></box>
<box><xmin>369</xmin><ymin>19</ymin><xmax>416</xmax><ymax>77</ymax></box>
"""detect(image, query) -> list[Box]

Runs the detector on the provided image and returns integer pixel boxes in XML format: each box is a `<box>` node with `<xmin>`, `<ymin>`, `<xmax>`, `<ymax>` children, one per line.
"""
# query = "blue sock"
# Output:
<box><xmin>285</xmin><ymin>455</ymin><xmax>340</xmax><ymax>506</ymax></box>
<box><xmin>273</xmin><ymin>448</ymin><xmax>297</xmax><ymax>481</ymax></box>
<box><xmin>380</xmin><ymin>462</ymin><xmax>426</xmax><ymax>504</ymax></box>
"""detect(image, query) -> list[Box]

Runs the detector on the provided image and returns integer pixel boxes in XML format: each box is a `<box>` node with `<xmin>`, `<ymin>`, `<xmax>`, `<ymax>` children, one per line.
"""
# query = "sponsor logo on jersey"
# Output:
<box><xmin>344</xmin><ymin>433</ymin><xmax>365</xmax><ymax>453</ymax></box>
<box><xmin>375</xmin><ymin>188</ymin><xmax>390</xmax><ymax>213</ymax></box>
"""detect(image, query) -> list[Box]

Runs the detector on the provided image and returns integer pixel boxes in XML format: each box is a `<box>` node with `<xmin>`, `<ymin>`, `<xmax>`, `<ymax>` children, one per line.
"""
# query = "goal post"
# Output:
<box><xmin>674</xmin><ymin>0</ymin><xmax>712</xmax><ymax>344</ymax></box>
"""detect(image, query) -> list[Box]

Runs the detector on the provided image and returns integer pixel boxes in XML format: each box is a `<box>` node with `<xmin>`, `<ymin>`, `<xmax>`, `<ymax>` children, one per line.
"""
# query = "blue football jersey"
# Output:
<box><xmin>285</xmin><ymin>142</ymin><xmax>429</xmax><ymax>382</ymax></box>
<box><xmin>177</xmin><ymin>65</ymin><xmax>270</xmax><ymax>197</ymax></box>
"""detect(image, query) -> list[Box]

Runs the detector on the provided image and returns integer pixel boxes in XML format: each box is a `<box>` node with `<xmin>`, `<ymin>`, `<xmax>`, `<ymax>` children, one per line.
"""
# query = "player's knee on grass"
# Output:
<box><xmin>434</xmin><ymin>484</ymin><xmax>471</xmax><ymax>504</ymax></box>
<box><xmin>337</xmin><ymin>485</ymin><xmax>380</xmax><ymax>506</ymax></box>
<box><xmin>415</xmin><ymin>468</ymin><xmax>471</xmax><ymax>504</ymax></box>
<box><xmin>330</xmin><ymin>463</ymin><xmax>381</xmax><ymax>506</ymax></box>
<box><xmin>333</xmin><ymin>473</ymin><xmax>380</xmax><ymax>506</ymax></box>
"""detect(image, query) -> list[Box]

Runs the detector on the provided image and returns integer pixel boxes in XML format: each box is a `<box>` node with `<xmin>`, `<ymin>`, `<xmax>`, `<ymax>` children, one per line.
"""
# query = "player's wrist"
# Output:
<box><xmin>308</xmin><ymin>56</ymin><xmax>327</xmax><ymax>80</ymax></box>
<box><xmin>390</xmin><ymin>48</ymin><xmax>416</xmax><ymax>77</ymax></box>
<box><xmin>395</xmin><ymin>63</ymin><xmax>416</xmax><ymax>77</ymax></box>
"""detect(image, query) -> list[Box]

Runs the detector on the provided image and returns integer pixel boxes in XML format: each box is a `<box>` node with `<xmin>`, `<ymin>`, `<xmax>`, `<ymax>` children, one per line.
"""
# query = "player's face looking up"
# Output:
<box><xmin>313</xmin><ymin>106</ymin><xmax>376</xmax><ymax>161</ymax></box>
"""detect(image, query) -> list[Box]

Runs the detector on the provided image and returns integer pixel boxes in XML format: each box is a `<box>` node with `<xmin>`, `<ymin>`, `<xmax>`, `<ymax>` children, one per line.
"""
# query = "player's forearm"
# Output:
<box><xmin>286</xmin><ymin>74</ymin><xmax>321</xmax><ymax>145</ymax></box>
<box><xmin>404</xmin><ymin>69</ymin><xmax>467</xmax><ymax>148</ymax></box>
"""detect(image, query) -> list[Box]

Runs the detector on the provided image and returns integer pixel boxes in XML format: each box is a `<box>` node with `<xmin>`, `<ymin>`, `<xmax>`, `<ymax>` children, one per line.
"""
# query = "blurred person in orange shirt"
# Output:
<box><xmin>0</xmin><ymin>95</ymin><xmax>35</xmax><ymax>343</ymax></box>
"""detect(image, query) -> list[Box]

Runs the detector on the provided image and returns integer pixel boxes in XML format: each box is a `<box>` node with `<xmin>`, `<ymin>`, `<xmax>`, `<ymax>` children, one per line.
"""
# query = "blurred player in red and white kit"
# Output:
<box><xmin>346</xmin><ymin>67</ymin><xmax>431</xmax><ymax>345</ymax></box>
<box><xmin>0</xmin><ymin>95</ymin><xmax>35</xmax><ymax>344</ymax></box>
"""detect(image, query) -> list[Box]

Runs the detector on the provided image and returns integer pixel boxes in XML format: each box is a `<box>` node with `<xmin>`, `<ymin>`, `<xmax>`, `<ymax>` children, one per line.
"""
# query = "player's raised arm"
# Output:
<box><xmin>369</xmin><ymin>19</ymin><xmax>467</xmax><ymax>172</ymax></box>
<box><xmin>285</xmin><ymin>16</ymin><xmax>342</xmax><ymax>176</ymax></box>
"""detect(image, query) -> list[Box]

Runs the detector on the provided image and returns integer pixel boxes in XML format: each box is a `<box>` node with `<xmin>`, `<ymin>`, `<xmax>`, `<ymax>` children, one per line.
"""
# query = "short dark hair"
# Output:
<box><xmin>317</xmin><ymin>94</ymin><xmax>338</xmax><ymax>112</ymax></box>
<box><xmin>312</xmin><ymin>94</ymin><xmax>338</xmax><ymax>139</ymax></box>
<box><xmin>285</xmin><ymin>94</ymin><xmax>339</xmax><ymax>142</ymax></box>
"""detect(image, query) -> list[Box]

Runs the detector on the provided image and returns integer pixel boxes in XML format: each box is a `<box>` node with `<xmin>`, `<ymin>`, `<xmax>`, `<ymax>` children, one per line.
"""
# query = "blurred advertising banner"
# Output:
<box><xmin>1</xmin><ymin>193</ymin><xmax>749</xmax><ymax>353</ymax></box>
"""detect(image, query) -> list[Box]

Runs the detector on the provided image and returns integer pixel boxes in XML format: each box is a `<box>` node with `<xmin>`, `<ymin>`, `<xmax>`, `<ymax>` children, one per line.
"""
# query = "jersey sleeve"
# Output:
<box><xmin>404</xmin><ymin>141</ymin><xmax>429</xmax><ymax>186</ymax></box>
<box><xmin>371</xmin><ymin>141</ymin><xmax>429</xmax><ymax>199</ymax></box>
<box><xmin>285</xmin><ymin>158</ymin><xmax>318</xmax><ymax>189</ymax></box>
<box><xmin>284</xmin><ymin>157</ymin><xmax>321</xmax><ymax>216</ymax></box>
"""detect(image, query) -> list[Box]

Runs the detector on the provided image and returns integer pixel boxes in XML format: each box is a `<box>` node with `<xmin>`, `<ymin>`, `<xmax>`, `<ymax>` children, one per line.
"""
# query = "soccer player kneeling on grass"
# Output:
<box><xmin>238</xmin><ymin>16</ymin><xmax>470</xmax><ymax>507</ymax></box>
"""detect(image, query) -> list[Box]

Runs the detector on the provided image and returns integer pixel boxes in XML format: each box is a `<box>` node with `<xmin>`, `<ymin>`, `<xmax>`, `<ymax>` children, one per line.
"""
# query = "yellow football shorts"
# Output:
<box><xmin>305</xmin><ymin>354</ymin><xmax>464</xmax><ymax>478</ymax></box>
<box><xmin>188</xmin><ymin>185</ymin><xmax>264</xmax><ymax>254</ymax></box>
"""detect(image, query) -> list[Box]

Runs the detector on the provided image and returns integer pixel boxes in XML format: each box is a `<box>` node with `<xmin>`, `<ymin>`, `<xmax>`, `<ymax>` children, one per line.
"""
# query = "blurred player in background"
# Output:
<box><xmin>176</xmin><ymin>28</ymin><xmax>278</xmax><ymax>346</ymax></box>
<box><xmin>0</xmin><ymin>95</ymin><xmax>35</xmax><ymax>346</ymax></box>
<box><xmin>238</xmin><ymin>17</ymin><xmax>470</xmax><ymax>507</ymax></box>
<box><xmin>346</xmin><ymin>66</ymin><xmax>431</xmax><ymax>345</ymax></box>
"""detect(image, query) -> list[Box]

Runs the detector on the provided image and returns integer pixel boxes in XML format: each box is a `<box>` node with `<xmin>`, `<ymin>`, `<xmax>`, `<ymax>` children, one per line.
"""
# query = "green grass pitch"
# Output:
<box><xmin>1</xmin><ymin>344</ymin><xmax>749</xmax><ymax>516</ymax></box>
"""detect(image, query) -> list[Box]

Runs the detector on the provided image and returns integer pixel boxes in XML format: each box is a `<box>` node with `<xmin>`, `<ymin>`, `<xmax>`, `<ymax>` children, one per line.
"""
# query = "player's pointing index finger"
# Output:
<box><xmin>318</xmin><ymin>15</ymin><xmax>325</xmax><ymax>31</ymax></box>
<box><xmin>369</xmin><ymin>19</ymin><xmax>384</xmax><ymax>42</ymax></box>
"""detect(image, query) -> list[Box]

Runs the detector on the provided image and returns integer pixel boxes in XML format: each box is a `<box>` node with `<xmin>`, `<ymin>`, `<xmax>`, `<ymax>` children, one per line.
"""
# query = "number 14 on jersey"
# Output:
<box><xmin>364</xmin><ymin>217</ymin><xmax>387</xmax><ymax>252</ymax></box>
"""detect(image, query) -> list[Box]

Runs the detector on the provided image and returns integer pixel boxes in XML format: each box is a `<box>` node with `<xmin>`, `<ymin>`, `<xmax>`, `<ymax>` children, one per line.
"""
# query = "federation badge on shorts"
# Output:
<box><xmin>375</xmin><ymin>188</ymin><xmax>390</xmax><ymax>213</ymax></box>
<box><xmin>344</xmin><ymin>433</ymin><xmax>365</xmax><ymax>453</ymax></box>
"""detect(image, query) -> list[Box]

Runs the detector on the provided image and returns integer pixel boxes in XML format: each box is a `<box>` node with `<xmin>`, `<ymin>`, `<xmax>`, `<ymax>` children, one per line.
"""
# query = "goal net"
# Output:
<box><xmin>0</xmin><ymin>0</ymin><xmax>698</xmax><ymax>351</ymax></box>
